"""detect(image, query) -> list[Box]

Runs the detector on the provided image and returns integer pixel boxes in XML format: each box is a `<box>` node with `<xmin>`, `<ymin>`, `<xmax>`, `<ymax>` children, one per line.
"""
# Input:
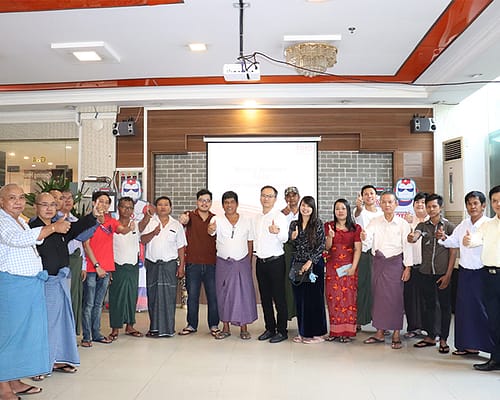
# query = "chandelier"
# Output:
<box><xmin>285</xmin><ymin>42</ymin><xmax>338</xmax><ymax>77</ymax></box>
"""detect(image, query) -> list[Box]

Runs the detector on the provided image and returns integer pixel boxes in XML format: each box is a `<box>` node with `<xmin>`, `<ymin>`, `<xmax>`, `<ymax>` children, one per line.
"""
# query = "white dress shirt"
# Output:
<box><xmin>364</xmin><ymin>214</ymin><xmax>413</xmax><ymax>267</ymax></box>
<box><xmin>469</xmin><ymin>215</ymin><xmax>500</xmax><ymax>267</ymax></box>
<box><xmin>253</xmin><ymin>209</ymin><xmax>288</xmax><ymax>259</ymax></box>
<box><xmin>439</xmin><ymin>215</ymin><xmax>489</xmax><ymax>270</ymax></box>
<box><xmin>355</xmin><ymin>207</ymin><xmax>383</xmax><ymax>252</ymax></box>
<box><xmin>142</xmin><ymin>215</ymin><xmax>187</xmax><ymax>262</ymax></box>
<box><xmin>114</xmin><ymin>222</ymin><xmax>140</xmax><ymax>265</ymax></box>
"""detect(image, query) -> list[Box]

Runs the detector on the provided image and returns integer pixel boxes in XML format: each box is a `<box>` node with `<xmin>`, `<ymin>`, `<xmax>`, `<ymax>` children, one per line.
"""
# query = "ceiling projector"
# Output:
<box><xmin>223</xmin><ymin>62</ymin><xmax>260</xmax><ymax>81</ymax></box>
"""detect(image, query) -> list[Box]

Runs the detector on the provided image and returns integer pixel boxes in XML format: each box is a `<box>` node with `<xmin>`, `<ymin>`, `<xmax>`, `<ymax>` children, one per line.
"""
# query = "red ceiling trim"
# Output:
<box><xmin>0</xmin><ymin>1</ymin><xmax>182</xmax><ymax>13</ymax></box>
<box><xmin>0</xmin><ymin>0</ymin><xmax>493</xmax><ymax>92</ymax></box>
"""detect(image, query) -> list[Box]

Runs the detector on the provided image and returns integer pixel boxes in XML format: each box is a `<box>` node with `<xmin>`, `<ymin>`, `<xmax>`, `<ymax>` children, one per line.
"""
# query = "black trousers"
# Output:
<box><xmin>404</xmin><ymin>266</ymin><xmax>423</xmax><ymax>332</ymax></box>
<box><xmin>483</xmin><ymin>267</ymin><xmax>500</xmax><ymax>361</ymax></box>
<box><xmin>420</xmin><ymin>273</ymin><xmax>452</xmax><ymax>341</ymax></box>
<box><xmin>256</xmin><ymin>255</ymin><xmax>288</xmax><ymax>335</ymax></box>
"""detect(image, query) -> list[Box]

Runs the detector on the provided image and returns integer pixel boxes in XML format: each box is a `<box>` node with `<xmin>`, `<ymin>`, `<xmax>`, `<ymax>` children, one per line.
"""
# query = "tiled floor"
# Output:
<box><xmin>30</xmin><ymin>306</ymin><xmax>499</xmax><ymax>400</ymax></box>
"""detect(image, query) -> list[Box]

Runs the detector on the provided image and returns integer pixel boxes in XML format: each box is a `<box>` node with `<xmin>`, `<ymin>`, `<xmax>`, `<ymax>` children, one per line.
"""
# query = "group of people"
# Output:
<box><xmin>1</xmin><ymin>182</ymin><xmax>500</xmax><ymax>400</ymax></box>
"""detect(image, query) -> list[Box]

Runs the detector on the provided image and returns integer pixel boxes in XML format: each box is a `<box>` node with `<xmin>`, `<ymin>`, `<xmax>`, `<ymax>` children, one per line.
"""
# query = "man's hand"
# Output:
<box><xmin>208</xmin><ymin>219</ymin><xmax>217</xmax><ymax>235</ymax></box>
<box><xmin>437</xmin><ymin>273</ymin><xmax>451</xmax><ymax>289</ymax></box>
<box><xmin>291</xmin><ymin>225</ymin><xmax>299</xmax><ymax>240</ymax></box>
<box><xmin>268</xmin><ymin>219</ymin><xmax>280</xmax><ymax>234</ymax></box>
<box><xmin>53</xmin><ymin>215</ymin><xmax>71</xmax><ymax>234</ymax></box>
<box><xmin>462</xmin><ymin>229</ymin><xmax>472</xmax><ymax>246</ymax></box>
<box><xmin>179</xmin><ymin>212</ymin><xmax>190</xmax><ymax>225</ymax></box>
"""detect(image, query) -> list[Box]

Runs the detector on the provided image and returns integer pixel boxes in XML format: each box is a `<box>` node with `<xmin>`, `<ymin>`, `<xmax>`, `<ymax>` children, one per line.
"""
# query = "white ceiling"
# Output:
<box><xmin>1</xmin><ymin>0</ymin><xmax>500</xmax><ymax>113</ymax></box>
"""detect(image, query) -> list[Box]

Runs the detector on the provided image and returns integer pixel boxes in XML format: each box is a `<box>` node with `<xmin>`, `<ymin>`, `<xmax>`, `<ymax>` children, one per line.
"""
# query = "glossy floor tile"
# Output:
<box><xmin>28</xmin><ymin>306</ymin><xmax>500</xmax><ymax>400</ymax></box>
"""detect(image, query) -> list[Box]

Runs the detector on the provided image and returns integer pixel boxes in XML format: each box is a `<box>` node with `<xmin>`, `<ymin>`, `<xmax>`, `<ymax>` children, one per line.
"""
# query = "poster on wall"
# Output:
<box><xmin>394</xmin><ymin>177</ymin><xmax>418</xmax><ymax>217</ymax></box>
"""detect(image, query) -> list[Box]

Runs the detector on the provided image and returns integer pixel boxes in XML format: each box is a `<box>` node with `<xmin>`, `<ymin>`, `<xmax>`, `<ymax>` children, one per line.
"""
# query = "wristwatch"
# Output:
<box><xmin>94</xmin><ymin>262</ymin><xmax>101</xmax><ymax>269</ymax></box>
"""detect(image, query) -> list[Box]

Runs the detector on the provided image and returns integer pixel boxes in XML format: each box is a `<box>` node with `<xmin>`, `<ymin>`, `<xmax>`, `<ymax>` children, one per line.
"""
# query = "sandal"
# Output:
<box><xmin>413</xmin><ymin>340</ymin><xmax>436</xmax><ymax>348</ymax></box>
<box><xmin>179</xmin><ymin>326</ymin><xmax>197</xmax><ymax>336</ymax></box>
<box><xmin>210</xmin><ymin>328</ymin><xmax>221</xmax><ymax>337</ymax></box>
<box><xmin>404</xmin><ymin>331</ymin><xmax>417</xmax><ymax>339</ymax></box>
<box><xmin>292</xmin><ymin>336</ymin><xmax>303</xmax><ymax>343</ymax></box>
<box><xmin>93</xmin><ymin>336</ymin><xmax>113</xmax><ymax>344</ymax></box>
<box><xmin>325</xmin><ymin>335</ymin><xmax>338</xmax><ymax>342</ymax></box>
<box><xmin>125</xmin><ymin>330</ymin><xmax>144</xmax><ymax>337</ymax></box>
<box><xmin>108</xmin><ymin>332</ymin><xmax>119</xmax><ymax>341</ymax></box>
<box><xmin>303</xmin><ymin>336</ymin><xmax>325</xmax><ymax>344</ymax></box>
<box><xmin>240</xmin><ymin>331</ymin><xmax>251</xmax><ymax>340</ymax></box>
<box><xmin>145</xmin><ymin>331</ymin><xmax>159</xmax><ymax>338</ymax></box>
<box><xmin>391</xmin><ymin>340</ymin><xmax>403</xmax><ymax>350</ymax></box>
<box><xmin>53</xmin><ymin>364</ymin><xmax>77</xmax><ymax>373</ymax></box>
<box><xmin>15</xmin><ymin>385</ymin><xmax>42</xmax><ymax>395</ymax></box>
<box><xmin>214</xmin><ymin>331</ymin><xmax>231</xmax><ymax>340</ymax></box>
<box><xmin>363</xmin><ymin>336</ymin><xmax>385</xmax><ymax>344</ymax></box>
<box><xmin>80</xmin><ymin>340</ymin><xmax>92</xmax><ymax>348</ymax></box>
<box><xmin>439</xmin><ymin>344</ymin><xmax>450</xmax><ymax>354</ymax></box>
<box><xmin>452</xmin><ymin>349</ymin><xmax>480</xmax><ymax>356</ymax></box>
<box><xmin>339</xmin><ymin>336</ymin><xmax>352</xmax><ymax>343</ymax></box>
<box><xmin>31</xmin><ymin>375</ymin><xmax>47</xmax><ymax>382</ymax></box>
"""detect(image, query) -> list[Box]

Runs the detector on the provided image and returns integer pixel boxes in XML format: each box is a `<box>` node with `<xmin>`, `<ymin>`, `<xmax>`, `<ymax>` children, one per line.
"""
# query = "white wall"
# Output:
<box><xmin>434</xmin><ymin>82</ymin><xmax>500</xmax><ymax>196</ymax></box>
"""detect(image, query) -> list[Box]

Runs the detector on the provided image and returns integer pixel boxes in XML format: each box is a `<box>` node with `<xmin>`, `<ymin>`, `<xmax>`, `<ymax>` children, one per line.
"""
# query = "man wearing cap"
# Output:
<box><xmin>282</xmin><ymin>186</ymin><xmax>300</xmax><ymax>320</ymax></box>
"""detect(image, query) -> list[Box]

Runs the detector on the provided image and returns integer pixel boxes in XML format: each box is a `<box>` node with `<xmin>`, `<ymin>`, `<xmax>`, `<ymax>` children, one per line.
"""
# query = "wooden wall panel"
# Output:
<box><xmin>116</xmin><ymin>107</ymin><xmax>144</xmax><ymax>168</ymax></box>
<box><xmin>116</xmin><ymin>107</ymin><xmax>434</xmax><ymax>196</ymax></box>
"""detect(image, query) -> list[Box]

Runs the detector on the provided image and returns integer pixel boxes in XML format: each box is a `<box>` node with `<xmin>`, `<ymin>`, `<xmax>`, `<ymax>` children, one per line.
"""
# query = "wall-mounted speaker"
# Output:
<box><xmin>112</xmin><ymin>121</ymin><xmax>136</xmax><ymax>136</ymax></box>
<box><xmin>410</xmin><ymin>117</ymin><xmax>436</xmax><ymax>133</ymax></box>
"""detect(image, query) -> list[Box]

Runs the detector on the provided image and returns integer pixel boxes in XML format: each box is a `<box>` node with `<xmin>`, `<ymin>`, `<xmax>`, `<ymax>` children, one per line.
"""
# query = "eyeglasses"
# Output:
<box><xmin>260</xmin><ymin>194</ymin><xmax>275</xmax><ymax>199</ymax></box>
<box><xmin>119</xmin><ymin>206</ymin><xmax>134</xmax><ymax>210</ymax></box>
<box><xmin>36</xmin><ymin>202</ymin><xmax>57</xmax><ymax>208</ymax></box>
<box><xmin>198</xmin><ymin>198</ymin><xmax>212</xmax><ymax>203</ymax></box>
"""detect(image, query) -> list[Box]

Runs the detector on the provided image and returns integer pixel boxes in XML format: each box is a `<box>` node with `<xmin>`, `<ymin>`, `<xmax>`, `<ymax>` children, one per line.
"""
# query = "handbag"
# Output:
<box><xmin>289</xmin><ymin>260</ymin><xmax>316</xmax><ymax>285</ymax></box>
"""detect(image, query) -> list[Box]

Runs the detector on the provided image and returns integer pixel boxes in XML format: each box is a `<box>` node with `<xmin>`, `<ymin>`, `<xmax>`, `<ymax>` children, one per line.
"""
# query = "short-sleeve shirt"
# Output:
<box><xmin>142</xmin><ymin>215</ymin><xmax>187</xmax><ymax>262</ymax></box>
<box><xmin>86</xmin><ymin>214</ymin><xmax>121</xmax><ymax>272</ymax></box>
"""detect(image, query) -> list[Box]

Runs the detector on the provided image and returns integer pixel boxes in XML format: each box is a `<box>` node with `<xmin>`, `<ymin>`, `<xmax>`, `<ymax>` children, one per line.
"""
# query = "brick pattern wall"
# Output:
<box><xmin>154</xmin><ymin>151</ymin><xmax>393</xmax><ymax>221</ymax></box>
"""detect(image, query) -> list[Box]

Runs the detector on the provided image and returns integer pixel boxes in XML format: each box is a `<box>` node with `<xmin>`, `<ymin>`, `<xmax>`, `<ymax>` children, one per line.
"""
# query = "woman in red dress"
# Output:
<box><xmin>324</xmin><ymin>198</ymin><xmax>362</xmax><ymax>342</ymax></box>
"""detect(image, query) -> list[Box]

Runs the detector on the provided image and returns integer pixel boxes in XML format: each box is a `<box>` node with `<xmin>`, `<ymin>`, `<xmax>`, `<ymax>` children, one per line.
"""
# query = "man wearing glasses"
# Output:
<box><xmin>178</xmin><ymin>189</ymin><xmax>220</xmax><ymax>336</ymax></box>
<box><xmin>253</xmin><ymin>185</ymin><xmax>289</xmax><ymax>343</ymax></box>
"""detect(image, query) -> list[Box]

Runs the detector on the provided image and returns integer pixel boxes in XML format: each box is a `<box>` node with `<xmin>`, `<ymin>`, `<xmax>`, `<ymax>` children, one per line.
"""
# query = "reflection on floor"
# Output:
<box><xmin>30</xmin><ymin>306</ymin><xmax>499</xmax><ymax>400</ymax></box>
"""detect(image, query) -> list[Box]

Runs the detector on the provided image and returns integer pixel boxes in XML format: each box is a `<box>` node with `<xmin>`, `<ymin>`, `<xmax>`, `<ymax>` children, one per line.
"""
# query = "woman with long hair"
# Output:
<box><xmin>325</xmin><ymin>198</ymin><xmax>362</xmax><ymax>342</ymax></box>
<box><xmin>288</xmin><ymin>196</ymin><xmax>327</xmax><ymax>344</ymax></box>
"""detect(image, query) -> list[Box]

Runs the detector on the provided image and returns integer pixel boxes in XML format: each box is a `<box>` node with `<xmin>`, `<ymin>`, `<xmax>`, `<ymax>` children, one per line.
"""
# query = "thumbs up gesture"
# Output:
<box><xmin>291</xmin><ymin>224</ymin><xmax>299</xmax><ymax>240</ymax></box>
<box><xmin>269</xmin><ymin>219</ymin><xmax>280</xmax><ymax>234</ymax></box>
<box><xmin>435</xmin><ymin>225</ymin><xmax>446</xmax><ymax>240</ymax></box>
<box><xmin>327</xmin><ymin>223</ymin><xmax>335</xmax><ymax>239</ymax></box>
<box><xmin>462</xmin><ymin>229</ymin><xmax>472</xmax><ymax>246</ymax></box>
<box><xmin>54</xmin><ymin>215</ymin><xmax>71</xmax><ymax>234</ymax></box>
<box><xmin>356</xmin><ymin>194</ymin><xmax>363</xmax><ymax>210</ymax></box>
<box><xmin>179</xmin><ymin>211</ymin><xmax>190</xmax><ymax>225</ymax></box>
<box><xmin>404</xmin><ymin>212</ymin><xmax>414</xmax><ymax>224</ymax></box>
<box><xmin>360</xmin><ymin>229</ymin><xmax>367</xmax><ymax>241</ymax></box>
<box><xmin>208</xmin><ymin>218</ymin><xmax>217</xmax><ymax>235</ymax></box>
<box><xmin>407</xmin><ymin>227</ymin><xmax>416</xmax><ymax>243</ymax></box>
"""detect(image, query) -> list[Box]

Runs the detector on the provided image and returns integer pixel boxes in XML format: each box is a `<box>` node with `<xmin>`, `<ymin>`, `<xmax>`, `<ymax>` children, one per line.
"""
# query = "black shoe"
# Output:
<box><xmin>269</xmin><ymin>332</ymin><xmax>288</xmax><ymax>343</ymax></box>
<box><xmin>473</xmin><ymin>359</ymin><xmax>500</xmax><ymax>371</ymax></box>
<box><xmin>258</xmin><ymin>330</ymin><xmax>275</xmax><ymax>341</ymax></box>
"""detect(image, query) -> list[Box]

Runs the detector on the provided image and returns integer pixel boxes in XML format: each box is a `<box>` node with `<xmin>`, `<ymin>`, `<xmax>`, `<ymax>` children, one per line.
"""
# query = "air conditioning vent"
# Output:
<box><xmin>443</xmin><ymin>138</ymin><xmax>462</xmax><ymax>161</ymax></box>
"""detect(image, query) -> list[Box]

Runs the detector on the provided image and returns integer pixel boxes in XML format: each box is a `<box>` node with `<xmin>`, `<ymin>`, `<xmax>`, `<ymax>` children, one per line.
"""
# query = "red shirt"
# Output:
<box><xmin>184</xmin><ymin>209</ymin><xmax>216</xmax><ymax>264</ymax></box>
<box><xmin>86</xmin><ymin>214</ymin><xmax>120</xmax><ymax>272</ymax></box>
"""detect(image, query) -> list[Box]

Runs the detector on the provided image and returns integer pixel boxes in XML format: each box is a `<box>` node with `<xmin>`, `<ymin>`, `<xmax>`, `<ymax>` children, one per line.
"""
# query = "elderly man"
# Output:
<box><xmin>361</xmin><ymin>191</ymin><xmax>412</xmax><ymax>349</ymax></box>
<box><xmin>0</xmin><ymin>184</ymin><xmax>70</xmax><ymax>399</ymax></box>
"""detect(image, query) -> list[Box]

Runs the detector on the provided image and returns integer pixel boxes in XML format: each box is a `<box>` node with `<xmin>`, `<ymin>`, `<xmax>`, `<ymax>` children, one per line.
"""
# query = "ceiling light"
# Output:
<box><xmin>285</xmin><ymin>42</ymin><xmax>338</xmax><ymax>77</ymax></box>
<box><xmin>51</xmin><ymin>41</ymin><xmax>120</xmax><ymax>63</ymax></box>
<box><xmin>31</xmin><ymin>164</ymin><xmax>36</xmax><ymax>168</ymax></box>
<box><xmin>23</xmin><ymin>156</ymin><xmax>29</xmax><ymax>160</ymax></box>
<box><xmin>189</xmin><ymin>43</ymin><xmax>207</xmax><ymax>52</ymax></box>
<box><xmin>8</xmin><ymin>152</ymin><xmax>15</xmax><ymax>156</ymax></box>
<box><xmin>48</xmin><ymin>162</ymin><xmax>54</xmax><ymax>166</ymax></box>
<box><xmin>73</xmin><ymin>51</ymin><xmax>102</xmax><ymax>62</ymax></box>
<box><xmin>65</xmin><ymin>145</ymin><xmax>72</xmax><ymax>149</ymax></box>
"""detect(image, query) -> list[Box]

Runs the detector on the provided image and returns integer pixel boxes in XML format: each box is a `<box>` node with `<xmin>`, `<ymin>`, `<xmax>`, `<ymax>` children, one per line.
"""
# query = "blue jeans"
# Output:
<box><xmin>82</xmin><ymin>272</ymin><xmax>110</xmax><ymax>341</ymax></box>
<box><xmin>185</xmin><ymin>264</ymin><xmax>219</xmax><ymax>330</ymax></box>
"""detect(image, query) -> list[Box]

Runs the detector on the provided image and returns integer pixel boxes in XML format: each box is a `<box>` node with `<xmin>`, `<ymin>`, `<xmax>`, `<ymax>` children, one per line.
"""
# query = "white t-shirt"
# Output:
<box><xmin>211</xmin><ymin>214</ymin><xmax>254</xmax><ymax>260</ymax></box>
<box><xmin>114</xmin><ymin>222</ymin><xmax>140</xmax><ymax>265</ymax></box>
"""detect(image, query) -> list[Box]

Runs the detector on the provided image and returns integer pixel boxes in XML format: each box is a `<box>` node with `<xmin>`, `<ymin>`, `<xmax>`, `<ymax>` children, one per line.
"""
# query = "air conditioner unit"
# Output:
<box><xmin>443</xmin><ymin>137</ymin><xmax>465</xmax><ymax>223</ymax></box>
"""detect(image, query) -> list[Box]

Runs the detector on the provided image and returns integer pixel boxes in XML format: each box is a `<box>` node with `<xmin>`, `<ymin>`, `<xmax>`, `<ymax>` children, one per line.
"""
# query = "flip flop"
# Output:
<box><xmin>210</xmin><ymin>328</ymin><xmax>221</xmax><ymax>337</ymax></box>
<box><xmin>179</xmin><ymin>327</ymin><xmax>197</xmax><ymax>336</ymax></box>
<box><xmin>15</xmin><ymin>385</ymin><xmax>42</xmax><ymax>395</ymax></box>
<box><xmin>339</xmin><ymin>336</ymin><xmax>352</xmax><ymax>343</ymax></box>
<box><xmin>93</xmin><ymin>336</ymin><xmax>113</xmax><ymax>344</ymax></box>
<box><xmin>391</xmin><ymin>340</ymin><xmax>403</xmax><ymax>350</ymax></box>
<box><xmin>81</xmin><ymin>340</ymin><xmax>92</xmax><ymax>348</ymax></box>
<box><xmin>214</xmin><ymin>331</ymin><xmax>231</xmax><ymax>340</ymax></box>
<box><xmin>413</xmin><ymin>340</ymin><xmax>436</xmax><ymax>348</ymax></box>
<box><xmin>125</xmin><ymin>330</ymin><xmax>144</xmax><ymax>337</ymax></box>
<box><xmin>363</xmin><ymin>336</ymin><xmax>385</xmax><ymax>344</ymax></box>
<box><xmin>240</xmin><ymin>331</ymin><xmax>251</xmax><ymax>340</ymax></box>
<box><xmin>53</xmin><ymin>364</ymin><xmax>78</xmax><ymax>373</ymax></box>
<box><xmin>452</xmin><ymin>349</ymin><xmax>480</xmax><ymax>356</ymax></box>
<box><xmin>108</xmin><ymin>332</ymin><xmax>118</xmax><ymax>341</ymax></box>
<box><xmin>325</xmin><ymin>336</ymin><xmax>338</xmax><ymax>342</ymax></box>
<box><xmin>292</xmin><ymin>336</ymin><xmax>303</xmax><ymax>343</ymax></box>
<box><xmin>439</xmin><ymin>345</ymin><xmax>450</xmax><ymax>354</ymax></box>
<box><xmin>31</xmin><ymin>375</ymin><xmax>47</xmax><ymax>382</ymax></box>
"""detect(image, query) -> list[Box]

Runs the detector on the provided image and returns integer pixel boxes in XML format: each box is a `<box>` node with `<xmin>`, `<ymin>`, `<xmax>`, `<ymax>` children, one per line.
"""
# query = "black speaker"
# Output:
<box><xmin>410</xmin><ymin>117</ymin><xmax>436</xmax><ymax>133</ymax></box>
<box><xmin>112</xmin><ymin>121</ymin><xmax>135</xmax><ymax>136</ymax></box>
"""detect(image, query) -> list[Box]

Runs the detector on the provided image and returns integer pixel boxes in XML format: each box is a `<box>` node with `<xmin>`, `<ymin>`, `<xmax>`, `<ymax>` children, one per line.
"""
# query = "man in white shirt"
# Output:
<box><xmin>464</xmin><ymin>185</ymin><xmax>500</xmax><ymax>371</ymax></box>
<box><xmin>361</xmin><ymin>191</ymin><xmax>412</xmax><ymax>349</ymax></box>
<box><xmin>253</xmin><ymin>185</ymin><xmax>289</xmax><ymax>343</ymax></box>
<box><xmin>141</xmin><ymin>196</ymin><xmax>187</xmax><ymax>338</ymax></box>
<box><xmin>354</xmin><ymin>184</ymin><xmax>383</xmax><ymax>329</ymax></box>
<box><xmin>438</xmin><ymin>191</ymin><xmax>493</xmax><ymax>356</ymax></box>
